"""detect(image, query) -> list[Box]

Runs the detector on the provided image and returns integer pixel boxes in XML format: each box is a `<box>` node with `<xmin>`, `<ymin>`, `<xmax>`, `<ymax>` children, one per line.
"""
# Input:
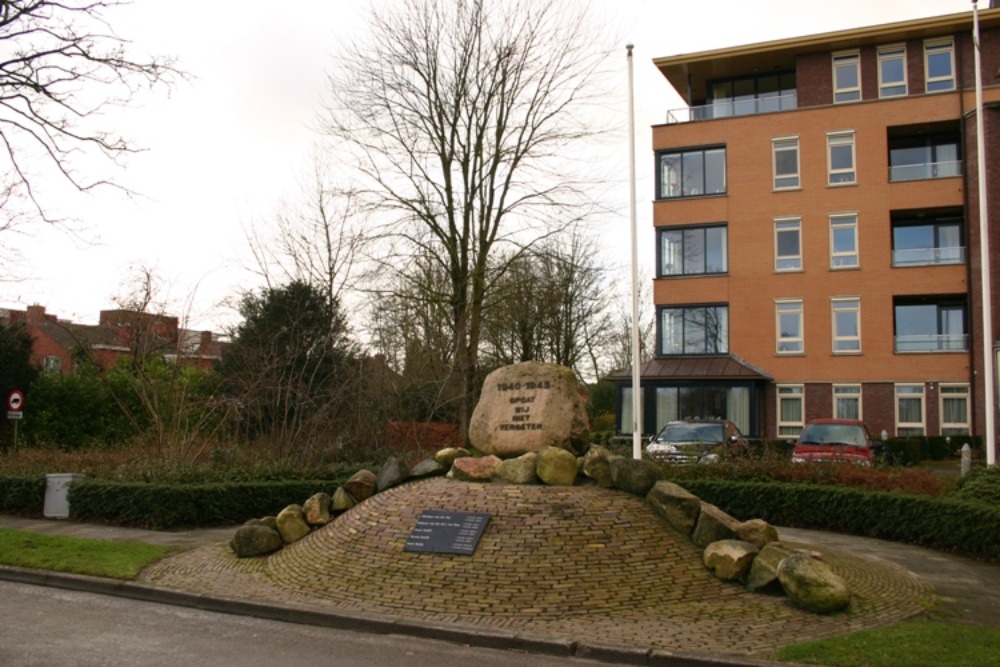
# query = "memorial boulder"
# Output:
<box><xmin>469</xmin><ymin>361</ymin><xmax>589</xmax><ymax>458</ymax></box>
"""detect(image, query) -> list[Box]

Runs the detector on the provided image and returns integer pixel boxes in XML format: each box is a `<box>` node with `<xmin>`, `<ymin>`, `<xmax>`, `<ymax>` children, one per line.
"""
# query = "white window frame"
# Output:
<box><xmin>833</xmin><ymin>51</ymin><xmax>862</xmax><ymax>103</ymax></box>
<box><xmin>827</xmin><ymin>131</ymin><xmax>857</xmax><ymax>185</ymax></box>
<box><xmin>832</xmin><ymin>298</ymin><xmax>861</xmax><ymax>353</ymax></box>
<box><xmin>772</xmin><ymin>136</ymin><xmax>800</xmax><ymax>190</ymax></box>
<box><xmin>774</xmin><ymin>217</ymin><xmax>802</xmax><ymax>271</ymax></box>
<box><xmin>777</xmin><ymin>384</ymin><xmax>805</xmax><ymax>438</ymax></box>
<box><xmin>878</xmin><ymin>44</ymin><xmax>907</xmax><ymax>97</ymax></box>
<box><xmin>924</xmin><ymin>38</ymin><xmax>956</xmax><ymax>93</ymax></box>
<box><xmin>830</xmin><ymin>213</ymin><xmax>859</xmax><ymax>268</ymax></box>
<box><xmin>939</xmin><ymin>383</ymin><xmax>971</xmax><ymax>435</ymax></box>
<box><xmin>895</xmin><ymin>384</ymin><xmax>926</xmax><ymax>436</ymax></box>
<box><xmin>776</xmin><ymin>299</ymin><xmax>804</xmax><ymax>354</ymax></box>
<box><xmin>833</xmin><ymin>384</ymin><xmax>862</xmax><ymax>421</ymax></box>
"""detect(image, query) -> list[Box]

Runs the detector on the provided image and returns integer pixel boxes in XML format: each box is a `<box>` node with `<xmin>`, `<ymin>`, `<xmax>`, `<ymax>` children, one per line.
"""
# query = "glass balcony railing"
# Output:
<box><xmin>894</xmin><ymin>334</ymin><xmax>968</xmax><ymax>352</ymax></box>
<box><xmin>889</xmin><ymin>160</ymin><xmax>962</xmax><ymax>182</ymax></box>
<box><xmin>666</xmin><ymin>92</ymin><xmax>797</xmax><ymax>124</ymax></box>
<box><xmin>892</xmin><ymin>246</ymin><xmax>965</xmax><ymax>266</ymax></box>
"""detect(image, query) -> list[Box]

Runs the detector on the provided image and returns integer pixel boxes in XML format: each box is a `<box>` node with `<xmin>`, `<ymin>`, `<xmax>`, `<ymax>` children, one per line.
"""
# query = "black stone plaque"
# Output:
<box><xmin>403</xmin><ymin>509</ymin><xmax>491</xmax><ymax>555</ymax></box>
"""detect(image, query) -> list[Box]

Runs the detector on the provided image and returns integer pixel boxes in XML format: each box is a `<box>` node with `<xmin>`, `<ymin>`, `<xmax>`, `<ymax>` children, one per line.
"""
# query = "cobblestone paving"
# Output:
<box><xmin>139</xmin><ymin>478</ymin><xmax>935</xmax><ymax>659</ymax></box>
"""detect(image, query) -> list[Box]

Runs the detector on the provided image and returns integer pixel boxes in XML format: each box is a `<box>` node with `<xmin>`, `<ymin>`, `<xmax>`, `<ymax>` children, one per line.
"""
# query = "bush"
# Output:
<box><xmin>952</xmin><ymin>466</ymin><xmax>1000</xmax><ymax>506</ymax></box>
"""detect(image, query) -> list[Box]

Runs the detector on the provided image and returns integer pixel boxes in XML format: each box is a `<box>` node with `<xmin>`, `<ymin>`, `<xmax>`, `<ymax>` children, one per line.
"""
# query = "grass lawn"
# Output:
<box><xmin>0</xmin><ymin>527</ymin><xmax>175</xmax><ymax>579</ymax></box>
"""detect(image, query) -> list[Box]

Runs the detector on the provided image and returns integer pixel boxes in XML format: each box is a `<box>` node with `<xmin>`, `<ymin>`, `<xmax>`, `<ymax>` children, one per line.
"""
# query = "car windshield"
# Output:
<box><xmin>799</xmin><ymin>424</ymin><xmax>867</xmax><ymax>447</ymax></box>
<box><xmin>655</xmin><ymin>423</ymin><xmax>725</xmax><ymax>443</ymax></box>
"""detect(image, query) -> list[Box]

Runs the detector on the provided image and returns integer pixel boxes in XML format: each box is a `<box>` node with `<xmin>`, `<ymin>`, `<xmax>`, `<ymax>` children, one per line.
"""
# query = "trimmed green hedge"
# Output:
<box><xmin>679</xmin><ymin>479</ymin><xmax>1000</xmax><ymax>561</ymax></box>
<box><xmin>0</xmin><ymin>476</ymin><xmax>45</xmax><ymax>513</ymax></box>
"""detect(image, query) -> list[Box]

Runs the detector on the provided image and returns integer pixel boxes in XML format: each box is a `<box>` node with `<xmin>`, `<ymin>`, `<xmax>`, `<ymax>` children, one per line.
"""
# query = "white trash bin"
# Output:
<box><xmin>43</xmin><ymin>473</ymin><xmax>85</xmax><ymax>519</ymax></box>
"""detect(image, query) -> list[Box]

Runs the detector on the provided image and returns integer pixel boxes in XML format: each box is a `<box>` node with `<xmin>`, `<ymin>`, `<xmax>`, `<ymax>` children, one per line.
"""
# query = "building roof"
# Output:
<box><xmin>606</xmin><ymin>355</ymin><xmax>772</xmax><ymax>383</ymax></box>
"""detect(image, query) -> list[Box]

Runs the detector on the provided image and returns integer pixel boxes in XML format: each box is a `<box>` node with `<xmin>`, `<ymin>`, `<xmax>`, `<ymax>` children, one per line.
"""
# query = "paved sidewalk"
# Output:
<box><xmin>2</xmin><ymin>478</ymin><xmax>999</xmax><ymax>665</ymax></box>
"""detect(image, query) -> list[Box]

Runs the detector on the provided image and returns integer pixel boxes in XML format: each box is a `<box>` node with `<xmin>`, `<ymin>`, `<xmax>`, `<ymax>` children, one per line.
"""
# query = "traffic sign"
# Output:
<box><xmin>6</xmin><ymin>390</ymin><xmax>23</xmax><ymax>412</ymax></box>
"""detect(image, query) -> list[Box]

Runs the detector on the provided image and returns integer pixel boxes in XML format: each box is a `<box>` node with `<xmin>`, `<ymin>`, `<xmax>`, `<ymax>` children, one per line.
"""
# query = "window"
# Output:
<box><xmin>925</xmin><ymin>39</ymin><xmax>955</xmax><ymax>92</ymax></box>
<box><xmin>827</xmin><ymin>132</ymin><xmax>856</xmax><ymax>185</ymax></box>
<box><xmin>895</xmin><ymin>384</ymin><xmax>925</xmax><ymax>436</ymax></box>
<box><xmin>832</xmin><ymin>298</ymin><xmax>861</xmax><ymax>353</ymax></box>
<box><xmin>776</xmin><ymin>300</ymin><xmax>803</xmax><ymax>354</ymax></box>
<box><xmin>777</xmin><ymin>385</ymin><xmax>805</xmax><ymax>437</ymax></box>
<box><xmin>774</xmin><ymin>218</ymin><xmax>802</xmax><ymax>271</ymax></box>
<box><xmin>830</xmin><ymin>214</ymin><xmax>859</xmax><ymax>268</ymax></box>
<box><xmin>940</xmin><ymin>384</ymin><xmax>970</xmax><ymax>435</ymax></box>
<box><xmin>705</xmin><ymin>71</ymin><xmax>797</xmax><ymax>118</ymax></box>
<box><xmin>878</xmin><ymin>44</ymin><xmax>907</xmax><ymax>97</ymax></box>
<box><xmin>891</xmin><ymin>212</ymin><xmax>964</xmax><ymax>266</ymax></box>
<box><xmin>773</xmin><ymin>137</ymin><xmax>800</xmax><ymax>189</ymax></box>
<box><xmin>619</xmin><ymin>387</ymin><xmax>641</xmax><ymax>434</ymax></box>
<box><xmin>889</xmin><ymin>132</ymin><xmax>961</xmax><ymax>181</ymax></box>
<box><xmin>833</xmin><ymin>384</ymin><xmax>862</xmax><ymax>420</ymax></box>
<box><xmin>659</xmin><ymin>225</ymin><xmax>727</xmax><ymax>276</ymax></box>
<box><xmin>894</xmin><ymin>298</ymin><xmax>968</xmax><ymax>352</ymax></box>
<box><xmin>43</xmin><ymin>356</ymin><xmax>61</xmax><ymax>374</ymax></box>
<box><xmin>833</xmin><ymin>51</ymin><xmax>861</xmax><ymax>103</ymax></box>
<box><xmin>658</xmin><ymin>147</ymin><xmax>726</xmax><ymax>198</ymax></box>
<box><xmin>660</xmin><ymin>305</ymin><xmax>729</xmax><ymax>355</ymax></box>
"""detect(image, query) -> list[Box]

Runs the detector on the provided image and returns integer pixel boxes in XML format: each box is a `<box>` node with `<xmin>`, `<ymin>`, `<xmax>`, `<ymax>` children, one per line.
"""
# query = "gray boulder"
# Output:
<box><xmin>343</xmin><ymin>469</ymin><xmax>377</xmax><ymax>502</ymax></box>
<box><xmin>450</xmin><ymin>455</ymin><xmax>502</xmax><ymax>482</ymax></box>
<box><xmin>646</xmin><ymin>481</ymin><xmax>702</xmax><ymax>535</ymax></box>
<box><xmin>276</xmin><ymin>504</ymin><xmax>311</xmax><ymax>544</ymax></box>
<box><xmin>735</xmin><ymin>518</ymin><xmax>779</xmax><ymax>549</ymax></box>
<box><xmin>691</xmin><ymin>503</ymin><xmax>740</xmax><ymax>548</ymax></box>
<box><xmin>409</xmin><ymin>458</ymin><xmax>448</xmax><ymax>479</ymax></box>
<box><xmin>581</xmin><ymin>446</ymin><xmax>614</xmax><ymax>488</ymax></box>
<box><xmin>302</xmin><ymin>492</ymin><xmax>331</xmax><ymax>526</ymax></box>
<box><xmin>609</xmin><ymin>456</ymin><xmax>661</xmax><ymax>496</ymax></box>
<box><xmin>331</xmin><ymin>486</ymin><xmax>356</xmax><ymax>512</ymax></box>
<box><xmin>494</xmin><ymin>452</ymin><xmax>540</xmax><ymax>485</ymax></box>
<box><xmin>376</xmin><ymin>456</ymin><xmax>409</xmax><ymax>492</ymax></box>
<box><xmin>778</xmin><ymin>553</ymin><xmax>851</xmax><ymax>614</ymax></box>
<box><xmin>536</xmin><ymin>446</ymin><xmax>579</xmax><ymax>486</ymax></box>
<box><xmin>746</xmin><ymin>542</ymin><xmax>795</xmax><ymax>593</ymax></box>
<box><xmin>703</xmin><ymin>539</ymin><xmax>759</xmax><ymax>582</ymax></box>
<box><xmin>230</xmin><ymin>522</ymin><xmax>283</xmax><ymax>558</ymax></box>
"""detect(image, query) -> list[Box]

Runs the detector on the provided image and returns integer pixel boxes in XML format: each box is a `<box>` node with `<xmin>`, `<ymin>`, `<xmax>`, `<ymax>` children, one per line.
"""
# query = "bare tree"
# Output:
<box><xmin>0</xmin><ymin>0</ymin><xmax>180</xmax><ymax>225</ymax></box>
<box><xmin>322</xmin><ymin>0</ymin><xmax>612</xmax><ymax>441</ymax></box>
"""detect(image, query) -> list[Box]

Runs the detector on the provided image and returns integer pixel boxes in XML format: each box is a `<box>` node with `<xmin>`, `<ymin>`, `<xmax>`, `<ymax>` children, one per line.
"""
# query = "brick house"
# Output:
<box><xmin>611</xmin><ymin>7</ymin><xmax>1000</xmax><ymax>447</ymax></box>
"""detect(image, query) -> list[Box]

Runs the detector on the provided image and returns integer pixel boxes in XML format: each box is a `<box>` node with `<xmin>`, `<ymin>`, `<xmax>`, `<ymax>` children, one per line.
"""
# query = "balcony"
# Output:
<box><xmin>894</xmin><ymin>334</ymin><xmax>968</xmax><ymax>353</ymax></box>
<box><xmin>889</xmin><ymin>159</ymin><xmax>962</xmax><ymax>182</ymax></box>
<box><xmin>666</xmin><ymin>92</ymin><xmax>797</xmax><ymax>124</ymax></box>
<box><xmin>892</xmin><ymin>245</ymin><xmax>965</xmax><ymax>267</ymax></box>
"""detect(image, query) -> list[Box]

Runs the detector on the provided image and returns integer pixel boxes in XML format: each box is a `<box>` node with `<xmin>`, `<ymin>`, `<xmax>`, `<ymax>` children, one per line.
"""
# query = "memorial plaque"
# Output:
<box><xmin>404</xmin><ymin>509</ymin><xmax>490</xmax><ymax>555</ymax></box>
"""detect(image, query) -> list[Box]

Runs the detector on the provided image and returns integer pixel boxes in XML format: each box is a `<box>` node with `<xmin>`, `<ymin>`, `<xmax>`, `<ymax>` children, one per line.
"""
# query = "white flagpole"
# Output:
<box><xmin>973</xmin><ymin>1</ymin><xmax>996</xmax><ymax>466</ymax></box>
<box><xmin>627</xmin><ymin>44</ymin><xmax>642</xmax><ymax>459</ymax></box>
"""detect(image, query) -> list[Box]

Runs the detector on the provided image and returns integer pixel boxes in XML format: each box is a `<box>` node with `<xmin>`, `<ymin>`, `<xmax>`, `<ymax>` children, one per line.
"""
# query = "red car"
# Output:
<box><xmin>791</xmin><ymin>419</ymin><xmax>882</xmax><ymax>465</ymax></box>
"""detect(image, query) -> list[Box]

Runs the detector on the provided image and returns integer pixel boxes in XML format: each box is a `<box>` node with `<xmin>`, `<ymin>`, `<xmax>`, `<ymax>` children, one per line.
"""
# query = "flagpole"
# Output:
<box><xmin>627</xmin><ymin>44</ymin><xmax>642</xmax><ymax>459</ymax></box>
<box><xmin>973</xmin><ymin>1</ymin><xmax>996</xmax><ymax>466</ymax></box>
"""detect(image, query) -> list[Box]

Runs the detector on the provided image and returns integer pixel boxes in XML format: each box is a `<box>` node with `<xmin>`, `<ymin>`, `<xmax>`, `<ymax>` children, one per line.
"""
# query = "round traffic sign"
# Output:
<box><xmin>7</xmin><ymin>390</ymin><xmax>24</xmax><ymax>411</ymax></box>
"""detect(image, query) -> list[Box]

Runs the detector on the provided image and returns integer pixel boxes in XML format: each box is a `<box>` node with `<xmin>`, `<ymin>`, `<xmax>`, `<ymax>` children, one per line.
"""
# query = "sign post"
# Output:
<box><xmin>6</xmin><ymin>389</ymin><xmax>24</xmax><ymax>450</ymax></box>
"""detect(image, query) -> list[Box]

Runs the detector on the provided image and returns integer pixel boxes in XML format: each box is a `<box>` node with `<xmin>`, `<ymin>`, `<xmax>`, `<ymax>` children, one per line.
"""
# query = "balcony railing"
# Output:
<box><xmin>892</xmin><ymin>246</ymin><xmax>966</xmax><ymax>266</ymax></box>
<box><xmin>666</xmin><ymin>92</ymin><xmax>797</xmax><ymax>124</ymax></box>
<box><xmin>889</xmin><ymin>160</ymin><xmax>962</xmax><ymax>182</ymax></box>
<box><xmin>895</xmin><ymin>334</ymin><xmax>968</xmax><ymax>353</ymax></box>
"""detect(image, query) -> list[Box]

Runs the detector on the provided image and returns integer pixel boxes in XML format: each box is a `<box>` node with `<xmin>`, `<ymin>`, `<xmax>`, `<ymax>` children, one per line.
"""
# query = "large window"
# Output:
<box><xmin>773</xmin><ymin>137</ymin><xmax>800</xmax><ymax>189</ymax></box>
<box><xmin>894</xmin><ymin>298</ymin><xmax>968</xmax><ymax>352</ymax></box>
<box><xmin>832</xmin><ymin>298</ymin><xmax>861</xmax><ymax>353</ymax></box>
<box><xmin>705</xmin><ymin>71</ymin><xmax>797</xmax><ymax>118</ymax></box>
<box><xmin>660</xmin><ymin>305</ymin><xmax>729</xmax><ymax>355</ymax></box>
<box><xmin>889</xmin><ymin>132</ymin><xmax>961</xmax><ymax>182</ymax></box>
<box><xmin>774</xmin><ymin>218</ymin><xmax>802</xmax><ymax>271</ymax></box>
<box><xmin>775</xmin><ymin>300</ymin><xmax>803</xmax><ymax>354</ymax></box>
<box><xmin>925</xmin><ymin>39</ymin><xmax>955</xmax><ymax>92</ymax></box>
<box><xmin>878</xmin><ymin>44</ymin><xmax>907</xmax><ymax>97</ymax></box>
<box><xmin>658</xmin><ymin>147</ymin><xmax>726</xmax><ymax>198</ymax></box>
<box><xmin>895</xmin><ymin>384</ymin><xmax>925</xmax><ymax>436</ymax></box>
<box><xmin>618</xmin><ymin>387</ymin><xmax>640</xmax><ymax>434</ymax></box>
<box><xmin>659</xmin><ymin>225</ymin><xmax>727</xmax><ymax>276</ymax></box>
<box><xmin>777</xmin><ymin>384</ymin><xmax>805</xmax><ymax>437</ymax></box>
<box><xmin>830</xmin><ymin>214</ymin><xmax>859</xmax><ymax>268</ymax></box>
<box><xmin>833</xmin><ymin>51</ymin><xmax>861</xmax><ymax>103</ymax></box>
<box><xmin>828</xmin><ymin>131</ymin><xmax>856</xmax><ymax>185</ymax></box>
<box><xmin>655</xmin><ymin>385</ymin><xmax>749</xmax><ymax>431</ymax></box>
<box><xmin>891</xmin><ymin>211</ymin><xmax>964</xmax><ymax>266</ymax></box>
<box><xmin>833</xmin><ymin>384</ymin><xmax>862</xmax><ymax>420</ymax></box>
<box><xmin>940</xmin><ymin>384</ymin><xmax>970</xmax><ymax>435</ymax></box>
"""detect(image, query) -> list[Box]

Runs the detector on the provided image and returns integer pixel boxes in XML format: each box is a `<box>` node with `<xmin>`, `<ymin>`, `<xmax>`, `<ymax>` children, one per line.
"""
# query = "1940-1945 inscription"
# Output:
<box><xmin>495</xmin><ymin>380</ymin><xmax>550</xmax><ymax>432</ymax></box>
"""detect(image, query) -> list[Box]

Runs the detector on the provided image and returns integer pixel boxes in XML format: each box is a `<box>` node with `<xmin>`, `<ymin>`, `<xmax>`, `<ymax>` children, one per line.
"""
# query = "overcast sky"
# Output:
<box><xmin>0</xmin><ymin>0</ymin><xmax>968</xmax><ymax>333</ymax></box>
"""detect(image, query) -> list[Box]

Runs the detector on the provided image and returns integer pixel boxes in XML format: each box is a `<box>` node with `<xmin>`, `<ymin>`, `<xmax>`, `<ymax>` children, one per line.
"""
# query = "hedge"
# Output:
<box><xmin>0</xmin><ymin>476</ymin><xmax>46</xmax><ymax>514</ymax></box>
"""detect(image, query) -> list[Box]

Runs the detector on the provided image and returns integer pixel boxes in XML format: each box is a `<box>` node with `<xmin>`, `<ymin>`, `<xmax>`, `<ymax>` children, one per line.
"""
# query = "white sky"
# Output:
<box><xmin>0</xmin><ymin>0</ymin><xmax>968</xmax><ymax>333</ymax></box>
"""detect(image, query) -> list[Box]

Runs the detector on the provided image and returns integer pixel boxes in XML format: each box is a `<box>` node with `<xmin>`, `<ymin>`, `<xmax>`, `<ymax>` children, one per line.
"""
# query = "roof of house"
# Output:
<box><xmin>606</xmin><ymin>355</ymin><xmax>772</xmax><ymax>383</ymax></box>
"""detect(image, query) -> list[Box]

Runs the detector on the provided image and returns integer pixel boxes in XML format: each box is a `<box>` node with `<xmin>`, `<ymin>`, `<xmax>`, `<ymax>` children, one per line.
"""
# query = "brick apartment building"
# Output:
<box><xmin>610</xmin><ymin>7</ymin><xmax>1000</xmax><ymax>447</ymax></box>
<box><xmin>2</xmin><ymin>305</ymin><xmax>226</xmax><ymax>374</ymax></box>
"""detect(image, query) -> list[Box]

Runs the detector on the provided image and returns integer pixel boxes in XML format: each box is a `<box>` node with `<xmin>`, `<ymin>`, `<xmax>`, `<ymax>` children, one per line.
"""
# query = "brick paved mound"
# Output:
<box><xmin>140</xmin><ymin>476</ymin><xmax>937</xmax><ymax>656</ymax></box>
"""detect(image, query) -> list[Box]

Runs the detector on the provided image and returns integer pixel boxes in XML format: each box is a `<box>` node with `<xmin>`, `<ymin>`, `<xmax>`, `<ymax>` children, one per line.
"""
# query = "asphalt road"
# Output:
<box><xmin>0</xmin><ymin>581</ymin><xmax>631</xmax><ymax>667</ymax></box>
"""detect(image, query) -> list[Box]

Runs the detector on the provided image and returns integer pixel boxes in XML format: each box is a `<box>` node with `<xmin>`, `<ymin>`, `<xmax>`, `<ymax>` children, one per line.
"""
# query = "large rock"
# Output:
<box><xmin>494</xmin><ymin>452</ymin><xmax>540</xmax><ymax>485</ymax></box>
<box><xmin>535</xmin><ymin>446</ymin><xmax>579</xmax><ymax>486</ymax></box>
<box><xmin>376</xmin><ymin>456</ymin><xmax>409</xmax><ymax>492</ymax></box>
<box><xmin>230</xmin><ymin>521</ymin><xmax>283</xmax><ymax>558</ymax></box>
<box><xmin>609</xmin><ymin>456</ymin><xmax>661</xmax><ymax>496</ymax></box>
<box><xmin>646</xmin><ymin>481</ymin><xmax>702</xmax><ymax>535</ymax></box>
<box><xmin>342</xmin><ymin>469</ymin><xmax>377</xmax><ymax>502</ymax></box>
<box><xmin>276</xmin><ymin>504</ymin><xmax>311</xmax><ymax>544</ymax></box>
<box><xmin>434</xmin><ymin>447</ymin><xmax>471</xmax><ymax>467</ymax></box>
<box><xmin>469</xmin><ymin>362</ymin><xmax>589</xmax><ymax>457</ymax></box>
<box><xmin>691</xmin><ymin>503</ymin><xmax>740</xmax><ymax>547</ymax></box>
<box><xmin>409</xmin><ymin>458</ymin><xmax>448</xmax><ymax>479</ymax></box>
<box><xmin>331</xmin><ymin>486</ymin><xmax>356</xmax><ymax>512</ymax></box>
<box><xmin>581</xmin><ymin>446</ymin><xmax>614</xmax><ymax>488</ymax></box>
<box><xmin>450</xmin><ymin>455</ymin><xmax>502</xmax><ymax>482</ymax></box>
<box><xmin>703</xmin><ymin>539</ymin><xmax>759</xmax><ymax>582</ymax></box>
<box><xmin>735</xmin><ymin>519</ymin><xmax>779</xmax><ymax>549</ymax></box>
<box><xmin>778</xmin><ymin>553</ymin><xmax>851</xmax><ymax>614</ymax></box>
<box><xmin>746</xmin><ymin>542</ymin><xmax>795</xmax><ymax>593</ymax></box>
<box><xmin>302</xmin><ymin>492</ymin><xmax>332</xmax><ymax>526</ymax></box>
